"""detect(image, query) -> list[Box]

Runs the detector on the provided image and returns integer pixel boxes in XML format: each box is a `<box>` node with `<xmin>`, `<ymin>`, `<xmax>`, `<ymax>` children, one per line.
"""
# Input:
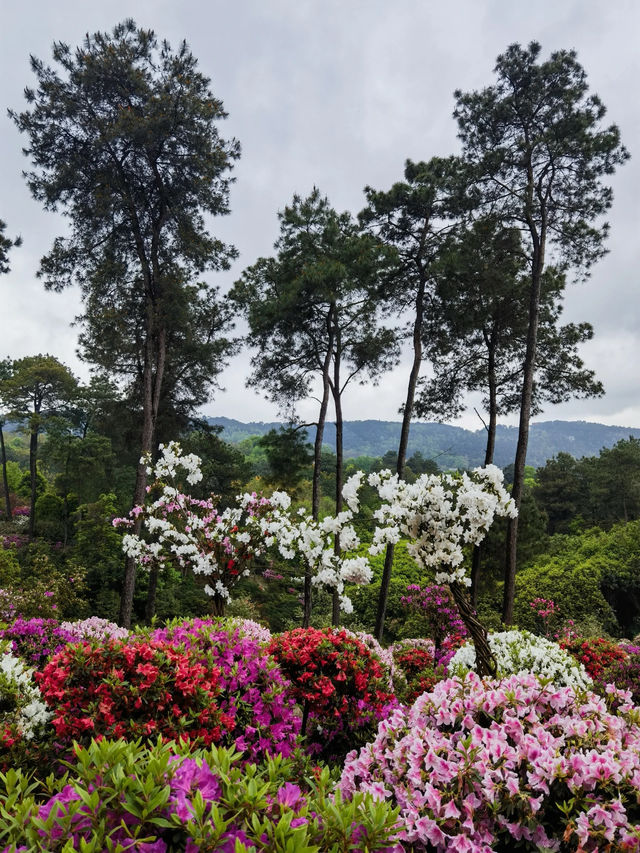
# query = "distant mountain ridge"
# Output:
<box><xmin>207</xmin><ymin>417</ymin><xmax>640</xmax><ymax>470</ymax></box>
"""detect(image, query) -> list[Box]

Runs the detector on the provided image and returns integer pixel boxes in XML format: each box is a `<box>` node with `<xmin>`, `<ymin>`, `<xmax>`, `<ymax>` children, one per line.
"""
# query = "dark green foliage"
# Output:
<box><xmin>180</xmin><ymin>425</ymin><xmax>253</xmax><ymax>507</ymax></box>
<box><xmin>258</xmin><ymin>426</ymin><xmax>313</xmax><ymax>491</ymax></box>
<box><xmin>513</xmin><ymin>522</ymin><xmax>640</xmax><ymax>637</ymax></box>
<box><xmin>70</xmin><ymin>493</ymin><xmax>127</xmax><ymax>620</ymax></box>
<box><xmin>16</xmin><ymin>470</ymin><xmax>46</xmax><ymax>502</ymax></box>
<box><xmin>33</xmin><ymin>492</ymin><xmax>66</xmax><ymax>542</ymax></box>
<box><xmin>534</xmin><ymin>452</ymin><xmax>590</xmax><ymax>534</ymax></box>
<box><xmin>0</xmin><ymin>219</ymin><xmax>21</xmax><ymax>275</ymax></box>
<box><xmin>534</xmin><ymin>438</ymin><xmax>640</xmax><ymax>533</ymax></box>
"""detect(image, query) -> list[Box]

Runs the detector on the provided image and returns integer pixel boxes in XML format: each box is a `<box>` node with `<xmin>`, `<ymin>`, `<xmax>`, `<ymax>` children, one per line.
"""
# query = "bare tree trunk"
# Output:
<box><xmin>145</xmin><ymin>564</ymin><xmax>159</xmax><ymax>623</ymax></box>
<box><xmin>331</xmin><ymin>326</ymin><xmax>343</xmax><ymax>627</ymax></box>
<box><xmin>305</xmin><ymin>306</ymin><xmax>335</xmax><ymax>628</ymax></box>
<box><xmin>0</xmin><ymin>424</ymin><xmax>12</xmax><ymax>520</ymax></box>
<box><xmin>471</xmin><ymin>337</ymin><xmax>497</xmax><ymax>607</ymax></box>
<box><xmin>503</xmin><ymin>238</ymin><xmax>545</xmax><ymax>625</ymax></box>
<box><xmin>28</xmin><ymin>427</ymin><xmax>38</xmax><ymax>539</ymax></box>
<box><xmin>375</xmin><ymin>280</ymin><xmax>426</xmax><ymax>640</ymax></box>
<box><xmin>119</xmin><ymin>323</ymin><xmax>167</xmax><ymax>628</ymax></box>
<box><xmin>450</xmin><ymin>581</ymin><xmax>496</xmax><ymax>677</ymax></box>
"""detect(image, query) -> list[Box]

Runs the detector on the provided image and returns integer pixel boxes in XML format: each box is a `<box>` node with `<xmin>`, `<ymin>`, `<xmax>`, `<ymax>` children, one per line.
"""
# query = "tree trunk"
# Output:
<box><xmin>28</xmin><ymin>426</ymin><xmax>38</xmax><ymax>539</ymax></box>
<box><xmin>119</xmin><ymin>322</ymin><xmax>167</xmax><ymax>628</ymax></box>
<box><xmin>331</xmin><ymin>325</ymin><xmax>343</xmax><ymax>627</ymax></box>
<box><xmin>0</xmin><ymin>424</ymin><xmax>12</xmax><ymax>520</ymax></box>
<box><xmin>471</xmin><ymin>334</ymin><xmax>498</xmax><ymax>607</ymax></box>
<box><xmin>210</xmin><ymin>593</ymin><xmax>226</xmax><ymax>618</ymax></box>
<box><xmin>450</xmin><ymin>581</ymin><xmax>496</xmax><ymax>678</ymax></box>
<box><xmin>503</xmin><ymin>239</ymin><xmax>545</xmax><ymax>625</ymax></box>
<box><xmin>305</xmin><ymin>306</ymin><xmax>335</xmax><ymax>628</ymax></box>
<box><xmin>145</xmin><ymin>564</ymin><xmax>159</xmax><ymax>623</ymax></box>
<box><xmin>375</xmin><ymin>279</ymin><xmax>426</xmax><ymax>640</ymax></box>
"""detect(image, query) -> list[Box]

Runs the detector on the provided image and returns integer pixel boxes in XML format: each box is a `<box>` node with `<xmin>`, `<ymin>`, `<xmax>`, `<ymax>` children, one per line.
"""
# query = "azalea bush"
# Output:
<box><xmin>401</xmin><ymin>584</ymin><xmax>467</xmax><ymax>658</ymax></box>
<box><xmin>595</xmin><ymin>645</ymin><xmax>640</xmax><ymax>704</ymax></box>
<box><xmin>368</xmin><ymin>465</ymin><xmax>516</xmax><ymax>588</ymax></box>
<box><xmin>0</xmin><ymin>737</ymin><xmax>400</xmax><ymax>852</ymax></box>
<box><xmin>151</xmin><ymin>618</ymin><xmax>300</xmax><ymax>762</ymax></box>
<box><xmin>269</xmin><ymin>627</ymin><xmax>396</xmax><ymax>761</ymax></box>
<box><xmin>449</xmin><ymin>628</ymin><xmax>593</xmax><ymax>690</ymax></box>
<box><xmin>390</xmin><ymin>639</ymin><xmax>441</xmax><ymax>703</ymax></box>
<box><xmin>0</xmin><ymin>618</ymin><xmax>75</xmax><ymax>667</ymax></box>
<box><xmin>560</xmin><ymin>635</ymin><xmax>629</xmax><ymax>681</ymax></box>
<box><xmin>59</xmin><ymin>616</ymin><xmax>129</xmax><ymax>643</ymax></box>
<box><xmin>339</xmin><ymin>672</ymin><xmax>640</xmax><ymax>852</ymax></box>
<box><xmin>36</xmin><ymin>635</ymin><xmax>229</xmax><ymax>756</ymax></box>
<box><xmin>0</xmin><ymin>648</ymin><xmax>51</xmax><ymax>768</ymax></box>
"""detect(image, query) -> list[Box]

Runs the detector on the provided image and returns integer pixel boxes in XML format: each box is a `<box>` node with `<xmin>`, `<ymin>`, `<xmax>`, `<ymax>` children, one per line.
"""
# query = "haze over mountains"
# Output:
<box><xmin>208</xmin><ymin>418</ymin><xmax>640</xmax><ymax>470</ymax></box>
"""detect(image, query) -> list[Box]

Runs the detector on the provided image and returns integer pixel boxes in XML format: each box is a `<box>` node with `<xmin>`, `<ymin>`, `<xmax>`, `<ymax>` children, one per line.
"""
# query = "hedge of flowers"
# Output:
<box><xmin>449</xmin><ymin>628</ymin><xmax>593</xmax><ymax>690</ymax></box>
<box><xmin>340</xmin><ymin>672</ymin><xmax>640</xmax><ymax>851</ymax></box>
<box><xmin>150</xmin><ymin>619</ymin><xmax>300</xmax><ymax>762</ymax></box>
<box><xmin>36</xmin><ymin>635</ymin><xmax>230</xmax><ymax>754</ymax></box>
<box><xmin>268</xmin><ymin>627</ymin><xmax>396</xmax><ymax>760</ymax></box>
<box><xmin>0</xmin><ymin>738</ymin><xmax>400</xmax><ymax>852</ymax></box>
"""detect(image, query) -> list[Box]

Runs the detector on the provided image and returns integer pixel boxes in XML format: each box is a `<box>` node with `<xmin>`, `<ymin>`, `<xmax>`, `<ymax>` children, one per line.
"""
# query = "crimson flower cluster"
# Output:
<box><xmin>36</xmin><ymin>637</ymin><xmax>228</xmax><ymax>753</ymax></box>
<box><xmin>391</xmin><ymin>643</ymin><xmax>440</xmax><ymax>703</ymax></box>
<box><xmin>268</xmin><ymin>628</ymin><xmax>396</xmax><ymax>760</ymax></box>
<box><xmin>560</xmin><ymin>635</ymin><xmax>629</xmax><ymax>681</ymax></box>
<box><xmin>595</xmin><ymin>645</ymin><xmax>640</xmax><ymax>704</ymax></box>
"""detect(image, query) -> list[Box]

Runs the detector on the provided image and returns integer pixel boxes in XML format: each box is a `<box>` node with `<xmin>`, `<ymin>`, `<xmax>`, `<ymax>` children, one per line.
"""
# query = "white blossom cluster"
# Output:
<box><xmin>0</xmin><ymin>650</ymin><xmax>51</xmax><ymax>740</ymax></box>
<box><xmin>144</xmin><ymin>442</ymin><xmax>203</xmax><ymax>486</ymax></box>
<box><xmin>118</xmin><ymin>444</ymin><xmax>374</xmax><ymax>614</ymax></box>
<box><xmin>368</xmin><ymin>464</ymin><xmax>517</xmax><ymax>586</ymax></box>
<box><xmin>449</xmin><ymin>629</ymin><xmax>593</xmax><ymax>691</ymax></box>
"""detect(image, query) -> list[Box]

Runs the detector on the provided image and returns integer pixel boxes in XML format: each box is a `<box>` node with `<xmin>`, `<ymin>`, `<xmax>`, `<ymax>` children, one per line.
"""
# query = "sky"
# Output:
<box><xmin>1</xmin><ymin>0</ymin><xmax>639</xmax><ymax>431</ymax></box>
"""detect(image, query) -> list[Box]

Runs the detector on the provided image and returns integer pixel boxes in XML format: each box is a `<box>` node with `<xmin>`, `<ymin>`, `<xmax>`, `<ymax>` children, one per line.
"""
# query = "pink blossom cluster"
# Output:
<box><xmin>59</xmin><ymin>616</ymin><xmax>130</xmax><ymax>643</ymax></box>
<box><xmin>339</xmin><ymin>672</ymin><xmax>640</xmax><ymax>851</ymax></box>
<box><xmin>229</xmin><ymin>617</ymin><xmax>272</xmax><ymax>644</ymax></box>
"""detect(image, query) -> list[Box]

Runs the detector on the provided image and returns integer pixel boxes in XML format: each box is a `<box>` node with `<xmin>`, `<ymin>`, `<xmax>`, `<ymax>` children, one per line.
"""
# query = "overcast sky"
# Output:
<box><xmin>1</xmin><ymin>0</ymin><xmax>639</xmax><ymax>431</ymax></box>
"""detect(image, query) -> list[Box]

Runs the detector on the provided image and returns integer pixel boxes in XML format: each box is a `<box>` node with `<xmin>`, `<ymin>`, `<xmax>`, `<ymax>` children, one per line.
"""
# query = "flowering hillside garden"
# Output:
<box><xmin>2</xmin><ymin>446</ymin><xmax>640</xmax><ymax>849</ymax></box>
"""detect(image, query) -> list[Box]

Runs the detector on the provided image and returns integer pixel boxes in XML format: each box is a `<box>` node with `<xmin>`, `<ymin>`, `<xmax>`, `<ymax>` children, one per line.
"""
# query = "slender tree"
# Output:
<box><xmin>417</xmin><ymin>218</ymin><xmax>603</xmax><ymax>603</ymax></box>
<box><xmin>232</xmin><ymin>189</ymin><xmax>398</xmax><ymax>625</ymax></box>
<box><xmin>0</xmin><ymin>355</ymin><xmax>78</xmax><ymax>537</ymax></box>
<box><xmin>0</xmin><ymin>226</ymin><xmax>20</xmax><ymax>520</ymax></box>
<box><xmin>359</xmin><ymin>157</ymin><xmax>464</xmax><ymax>639</ymax></box>
<box><xmin>454</xmin><ymin>42</ymin><xmax>629</xmax><ymax>623</ymax></box>
<box><xmin>0</xmin><ymin>359</ymin><xmax>14</xmax><ymax>520</ymax></box>
<box><xmin>12</xmin><ymin>21</ymin><xmax>239</xmax><ymax>626</ymax></box>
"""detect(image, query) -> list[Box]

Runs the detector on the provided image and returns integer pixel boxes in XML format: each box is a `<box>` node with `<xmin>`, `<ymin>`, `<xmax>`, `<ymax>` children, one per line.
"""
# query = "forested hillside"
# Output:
<box><xmin>208</xmin><ymin>417</ymin><xmax>640</xmax><ymax>468</ymax></box>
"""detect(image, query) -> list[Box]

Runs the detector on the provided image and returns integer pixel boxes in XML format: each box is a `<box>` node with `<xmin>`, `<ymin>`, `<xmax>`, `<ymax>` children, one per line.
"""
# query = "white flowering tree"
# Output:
<box><xmin>365</xmin><ymin>465</ymin><xmax>517</xmax><ymax>676</ymax></box>
<box><xmin>115</xmin><ymin>443</ymin><xmax>373</xmax><ymax>617</ymax></box>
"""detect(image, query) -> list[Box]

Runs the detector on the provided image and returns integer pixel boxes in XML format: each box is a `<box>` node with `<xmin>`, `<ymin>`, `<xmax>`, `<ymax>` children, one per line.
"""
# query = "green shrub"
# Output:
<box><xmin>0</xmin><ymin>738</ymin><xmax>400</xmax><ymax>852</ymax></box>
